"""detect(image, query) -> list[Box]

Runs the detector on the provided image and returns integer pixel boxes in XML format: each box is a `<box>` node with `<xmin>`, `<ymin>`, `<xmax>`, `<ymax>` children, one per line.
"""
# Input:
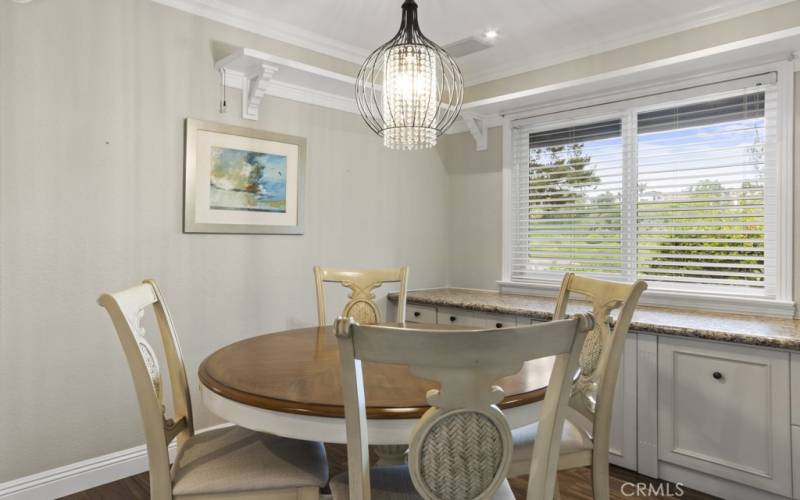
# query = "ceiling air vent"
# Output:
<box><xmin>442</xmin><ymin>36</ymin><xmax>494</xmax><ymax>58</ymax></box>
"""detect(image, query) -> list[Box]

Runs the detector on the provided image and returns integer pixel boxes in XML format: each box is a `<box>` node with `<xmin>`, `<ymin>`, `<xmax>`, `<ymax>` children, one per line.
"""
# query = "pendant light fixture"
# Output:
<box><xmin>355</xmin><ymin>0</ymin><xmax>463</xmax><ymax>150</ymax></box>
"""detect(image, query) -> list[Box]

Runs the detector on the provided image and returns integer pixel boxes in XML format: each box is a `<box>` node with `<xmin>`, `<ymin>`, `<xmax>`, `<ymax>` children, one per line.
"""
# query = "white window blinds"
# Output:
<box><xmin>511</xmin><ymin>119</ymin><xmax>625</xmax><ymax>278</ymax></box>
<box><xmin>510</xmin><ymin>78</ymin><xmax>779</xmax><ymax>299</ymax></box>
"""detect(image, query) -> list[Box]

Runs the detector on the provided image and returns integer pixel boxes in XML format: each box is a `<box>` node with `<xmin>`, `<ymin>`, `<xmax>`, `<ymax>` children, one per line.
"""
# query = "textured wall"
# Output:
<box><xmin>0</xmin><ymin>0</ymin><xmax>449</xmax><ymax>480</ymax></box>
<box><xmin>438</xmin><ymin>128</ymin><xmax>503</xmax><ymax>291</ymax></box>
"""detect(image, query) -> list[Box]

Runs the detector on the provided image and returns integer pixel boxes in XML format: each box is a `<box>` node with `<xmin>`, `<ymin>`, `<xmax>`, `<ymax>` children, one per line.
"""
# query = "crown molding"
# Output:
<box><xmin>151</xmin><ymin>0</ymin><xmax>369</xmax><ymax>65</ymax></box>
<box><xmin>153</xmin><ymin>0</ymin><xmax>793</xmax><ymax>88</ymax></box>
<box><xmin>463</xmin><ymin>0</ymin><xmax>795</xmax><ymax>86</ymax></box>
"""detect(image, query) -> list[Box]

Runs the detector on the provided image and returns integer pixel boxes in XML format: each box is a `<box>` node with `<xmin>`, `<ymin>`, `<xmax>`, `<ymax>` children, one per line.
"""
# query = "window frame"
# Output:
<box><xmin>500</xmin><ymin>61</ymin><xmax>795</xmax><ymax>317</ymax></box>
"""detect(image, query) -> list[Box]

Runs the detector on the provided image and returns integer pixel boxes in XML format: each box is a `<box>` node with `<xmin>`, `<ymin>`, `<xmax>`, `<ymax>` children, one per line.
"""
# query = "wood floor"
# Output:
<box><xmin>61</xmin><ymin>444</ymin><xmax>719</xmax><ymax>499</ymax></box>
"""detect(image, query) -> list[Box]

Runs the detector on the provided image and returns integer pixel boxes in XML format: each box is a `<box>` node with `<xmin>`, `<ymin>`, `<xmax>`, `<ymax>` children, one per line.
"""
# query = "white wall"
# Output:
<box><xmin>0</xmin><ymin>0</ymin><xmax>449</xmax><ymax>481</ymax></box>
<box><xmin>438</xmin><ymin>128</ymin><xmax>503</xmax><ymax>291</ymax></box>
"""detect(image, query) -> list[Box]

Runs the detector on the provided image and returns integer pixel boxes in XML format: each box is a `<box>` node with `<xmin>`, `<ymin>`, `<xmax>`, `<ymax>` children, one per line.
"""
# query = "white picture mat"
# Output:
<box><xmin>193</xmin><ymin>130</ymin><xmax>299</xmax><ymax>227</ymax></box>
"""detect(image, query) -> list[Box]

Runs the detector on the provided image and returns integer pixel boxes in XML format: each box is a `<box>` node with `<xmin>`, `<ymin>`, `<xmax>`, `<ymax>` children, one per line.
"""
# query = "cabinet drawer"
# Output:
<box><xmin>405</xmin><ymin>304</ymin><xmax>436</xmax><ymax>324</ymax></box>
<box><xmin>658</xmin><ymin>337</ymin><xmax>791</xmax><ymax>496</ymax></box>
<box><xmin>437</xmin><ymin>307</ymin><xmax>488</xmax><ymax>327</ymax></box>
<box><xmin>478</xmin><ymin>313</ymin><xmax>517</xmax><ymax>329</ymax></box>
<box><xmin>436</xmin><ymin>308</ymin><xmax>516</xmax><ymax>328</ymax></box>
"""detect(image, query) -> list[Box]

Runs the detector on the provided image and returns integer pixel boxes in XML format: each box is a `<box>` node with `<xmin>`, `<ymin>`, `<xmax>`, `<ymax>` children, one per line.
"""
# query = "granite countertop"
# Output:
<box><xmin>388</xmin><ymin>287</ymin><xmax>800</xmax><ymax>352</ymax></box>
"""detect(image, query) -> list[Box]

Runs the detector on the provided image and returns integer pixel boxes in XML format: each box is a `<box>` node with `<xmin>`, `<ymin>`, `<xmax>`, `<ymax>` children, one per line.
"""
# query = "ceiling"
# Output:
<box><xmin>165</xmin><ymin>0</ymin><xmax>792</xmax><ymax>84</ymax></box>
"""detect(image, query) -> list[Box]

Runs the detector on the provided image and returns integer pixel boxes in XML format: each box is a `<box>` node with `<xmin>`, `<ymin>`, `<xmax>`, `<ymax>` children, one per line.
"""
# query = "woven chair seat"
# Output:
<box><xmin>171</xmin><ymin>426</ymin><xmax>328</xmax><ymax>496</ymax></box>
<box><xmin>511</xmin><ymin>419</ymin><xmax>593</xmax><ymax>464</ymax></box>
<box><xmin>330</xmin><ymin>465</ymin><xmax>516</xmax><ymax>500</ymax></box>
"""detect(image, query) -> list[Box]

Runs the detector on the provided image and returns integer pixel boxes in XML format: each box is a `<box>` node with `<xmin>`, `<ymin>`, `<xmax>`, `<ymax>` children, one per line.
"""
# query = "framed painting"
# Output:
<box><xmin>184</xmin><ymin>119</ymin><xmax>306</xmax><ymax>234</ymax></box>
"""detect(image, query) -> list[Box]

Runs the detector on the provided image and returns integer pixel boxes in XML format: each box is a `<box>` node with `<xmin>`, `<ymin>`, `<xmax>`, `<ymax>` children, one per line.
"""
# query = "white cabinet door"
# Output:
<box><xmin>658</xmin><ymin>337</ymin><xmax>791</xmax><ymax>496</ymax></box>
<box><xmin>791</xmin><ymin>354</ymin><xmax>800</xmax><ymax>425</ymax></box>
<box><xmin>793</xmin><ymin>426</ymin><xmax>800</xmax><ymax>499</ymax></box>
<box><xmin>608</xmin><ymin>335</ymin><xmax>637</xmax><ymax>470</ymax></box>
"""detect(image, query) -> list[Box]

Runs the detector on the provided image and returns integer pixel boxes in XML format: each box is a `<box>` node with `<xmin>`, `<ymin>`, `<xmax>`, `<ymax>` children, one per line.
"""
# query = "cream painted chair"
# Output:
<box><xmin>330</xmin><ymin>315</ymin><xmax>594</xmax><ymax>500</ymax></box>
<box><xmin>99</xmin><ymin>279</ymin><xmax>329</xmax><ymax>500</ymax></box>
<box><xmin>314</xmin><ymin>266</ymin><xmax>409</xmax><ymax>325</ymax></box>
<box><xmin>508</xmin><ymin>273</ymin><xmax>647</xmax><ymax>500</ymax></box>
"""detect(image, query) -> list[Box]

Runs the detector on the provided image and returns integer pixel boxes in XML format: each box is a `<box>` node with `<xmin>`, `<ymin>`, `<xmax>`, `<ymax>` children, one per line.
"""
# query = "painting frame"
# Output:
<box><xmin>183</xmin><ymin>119</ymin><xmax>306</xmax><ymax>235</ymax></box>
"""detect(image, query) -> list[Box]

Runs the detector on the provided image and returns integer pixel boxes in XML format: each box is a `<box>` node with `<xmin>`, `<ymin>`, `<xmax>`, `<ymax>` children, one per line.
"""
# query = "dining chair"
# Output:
<box><xmin>330</xmin><ymin>314</ymin><xmax>594</xmax><ymax>500</ymax></box>
<box><xmin>508</xmin><ymin>273</ymin><xmax>647</xmax><ymax>500</ymax></box>
<box><xmin>314</xmin><ymin>266</ymin><xmax>409</xmax><ymax>325</ymax></box>
<box><xmin>98</xmin><ymin>279</ymin><xmax>329</xmax><ymax>500</ymax></box>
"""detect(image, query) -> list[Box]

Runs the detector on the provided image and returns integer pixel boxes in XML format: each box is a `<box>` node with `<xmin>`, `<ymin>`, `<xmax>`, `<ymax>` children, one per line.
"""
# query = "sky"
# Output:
<box><xmin>532</xmin><ymin>116</ymin><xmax>768</xmax><ymax>200</ymax></box>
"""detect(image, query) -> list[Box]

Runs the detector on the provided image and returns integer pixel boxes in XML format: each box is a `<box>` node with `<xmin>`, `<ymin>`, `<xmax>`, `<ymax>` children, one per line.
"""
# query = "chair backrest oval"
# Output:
<box><xmin>409</xmin><ymin>406</ymin><xmax>512</xmax><ymax>500</ymax></box>
<box><xmin>314</xmin><ymin>266</ymin><xmax>409</xmax><ymax>325</ymax></box>
<box><xmin>98</xmin><ymin>279</ymin><xmax>194</xmax><ymax>499</ymax></box>
<box><xmin>335</xmin><ymin>317</ymin><xmax>594</xmax><ymax>500</ymax></box>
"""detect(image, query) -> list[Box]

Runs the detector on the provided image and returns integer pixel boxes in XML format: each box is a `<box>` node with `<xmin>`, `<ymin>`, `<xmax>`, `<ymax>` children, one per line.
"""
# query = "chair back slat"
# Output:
<box><xmin>348</xmin><ymin>320</ymin><xmax>584</xmax><ymax>369</ymax></box>
<box><xmin>553</xmin><ymin>273</ymin><xmax>647</xmax><ymax>447</ymax></box>
<box><xmin>98</xmin><ymin>279</ymin><xmax>194</xmax><ymax>500</ymax></box>
<box><xmin>314</xmin><ymin>266</ymin><xmax>409</xmax><ymax>325</ymax></box>
<box><xmin>335</xmin><ymin>317</ymin><xmax>593</xmax><ymax>500</ymax></box>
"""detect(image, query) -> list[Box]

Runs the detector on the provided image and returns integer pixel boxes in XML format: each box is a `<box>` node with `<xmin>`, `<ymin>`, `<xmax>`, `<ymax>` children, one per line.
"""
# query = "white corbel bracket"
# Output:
<box><xmin>216</xmin><ymin>48</ymin><xmax>358</xmax><ymax>119</ymax></box>
<box><xmin>461</xmin><ymin>112</ymin><xmax>488</xmax><ymax>151</ymax></box>
<box><xmin>240</xmin><ymin>63</ymin><xmax>280</xmax><ymax>121</ymax></box>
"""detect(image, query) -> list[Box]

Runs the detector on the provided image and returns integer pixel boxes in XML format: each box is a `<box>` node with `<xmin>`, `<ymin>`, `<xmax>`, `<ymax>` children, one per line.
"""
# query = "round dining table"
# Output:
<box><xmin>199</xmin><ymin>324</ymin><xmax>554</xmax><ymax>453</ymax></box>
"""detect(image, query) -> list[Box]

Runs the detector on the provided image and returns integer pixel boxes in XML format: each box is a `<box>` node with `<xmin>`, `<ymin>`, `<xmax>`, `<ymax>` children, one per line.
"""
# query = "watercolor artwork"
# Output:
<box><xmin>209</xmin><ymin>147</ymin><xmax>287</xmax><ymax>213</ymax></box>
<box><xmin>184</xmin><ymin>119</ymin><xmax>305</xmax><ymax>234</ymax></box>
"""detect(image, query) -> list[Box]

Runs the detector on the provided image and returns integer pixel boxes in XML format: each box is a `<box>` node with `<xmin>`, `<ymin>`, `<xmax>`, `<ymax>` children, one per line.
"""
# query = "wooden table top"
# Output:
<box><xmin>199</xmin><ymin>325</ymin><xmax>555</xmax><ymax>419</ymax></box>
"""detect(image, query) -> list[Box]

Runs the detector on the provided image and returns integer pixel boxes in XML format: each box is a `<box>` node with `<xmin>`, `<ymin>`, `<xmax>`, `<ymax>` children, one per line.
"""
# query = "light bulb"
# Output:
<box><xmin>382</xmin><ymin>44</ymin><xmax>439</xmax><ymax>150</ymax></box>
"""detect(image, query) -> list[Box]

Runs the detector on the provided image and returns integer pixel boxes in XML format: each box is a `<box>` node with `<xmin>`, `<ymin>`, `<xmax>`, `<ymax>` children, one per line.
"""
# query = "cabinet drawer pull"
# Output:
<box><xmin>496</xmin><ymin>323</ymin><xmax>503</xmax><ymax>328</ymax></box>
<box><xmin>413</xmin><ymin>311</ymin><xmax>421</xmax><ymax>317</ymax></box>
<box><xmin>450</xmin><ymin>316</ymin><xmax>457</xmax><ymax>322</ymax></box>
<box><xmin>713</xmin><ymin>371</ymin><xmax>723</xmax><ymax>380</ymax></box>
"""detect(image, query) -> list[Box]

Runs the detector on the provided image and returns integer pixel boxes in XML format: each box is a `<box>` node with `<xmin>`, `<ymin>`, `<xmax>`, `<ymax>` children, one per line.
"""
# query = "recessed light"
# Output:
<box><xmin>484</xmin><ymin>30</ymin><xmax>499</xmax><ymax>40</ymax></box>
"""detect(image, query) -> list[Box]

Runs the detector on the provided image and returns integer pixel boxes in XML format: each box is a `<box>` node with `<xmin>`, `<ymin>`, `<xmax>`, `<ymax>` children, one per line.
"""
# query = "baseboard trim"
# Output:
<box><xmin>0</xmin><ymin>423</ymin><xmax>232</xmax><ymax>500</ymax></box>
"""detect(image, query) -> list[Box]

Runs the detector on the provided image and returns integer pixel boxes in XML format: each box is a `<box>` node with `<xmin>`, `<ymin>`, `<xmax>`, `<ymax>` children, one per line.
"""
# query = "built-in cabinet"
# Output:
<box><xmin>658</xmin><ymin>337</ymin><xmax>791</xmax><ymax>498</ymax></box>
<box><xmin>395</xmin><ymin>300</ymin><xmax>798</xmax><ymax>500</ymax></box>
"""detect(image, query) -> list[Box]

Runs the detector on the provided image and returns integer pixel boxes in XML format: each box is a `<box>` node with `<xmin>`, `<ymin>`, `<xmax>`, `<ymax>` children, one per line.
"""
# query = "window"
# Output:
<box><xmin>507</xmin><ymin>72</ymin><xmax>790</xmax><ymax>307</ymax></box>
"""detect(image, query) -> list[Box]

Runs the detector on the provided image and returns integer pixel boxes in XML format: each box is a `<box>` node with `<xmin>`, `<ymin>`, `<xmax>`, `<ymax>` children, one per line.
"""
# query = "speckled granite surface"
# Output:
<box><xmin>388</xmin><ymin>288</ymin><xmax>800</xmax><ymax>351</ymax></box>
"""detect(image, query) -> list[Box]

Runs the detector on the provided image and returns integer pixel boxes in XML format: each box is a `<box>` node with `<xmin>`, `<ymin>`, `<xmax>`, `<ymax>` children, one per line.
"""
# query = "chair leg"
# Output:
<box><xmin>591</xmin><ymin>457</ymin><xmax>610</xmax><ymax>500</ymax></box>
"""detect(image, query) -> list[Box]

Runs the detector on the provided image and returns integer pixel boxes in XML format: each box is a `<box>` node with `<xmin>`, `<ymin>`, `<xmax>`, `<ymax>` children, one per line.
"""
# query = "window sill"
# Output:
<box><xmin>497</xmin><ymin>280</ymin><xmax>796</xmax><ymax>318</ymax></box>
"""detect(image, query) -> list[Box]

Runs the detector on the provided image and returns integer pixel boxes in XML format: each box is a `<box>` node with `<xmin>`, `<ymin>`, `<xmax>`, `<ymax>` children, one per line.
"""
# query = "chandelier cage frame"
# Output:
<box><xmin>355</xmin><ymin>0</ymin><xmax>464</xmax><ymax>150</ymax></box>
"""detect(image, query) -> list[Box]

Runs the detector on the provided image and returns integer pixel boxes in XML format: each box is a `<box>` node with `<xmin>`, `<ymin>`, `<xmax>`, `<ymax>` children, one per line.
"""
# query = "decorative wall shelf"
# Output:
<box><xmin>215</xmin><ymin>48</ymin><xmax>358</xmax><ymax>120</ymax></box>
<box><xmin>215</xmin><ymin>47</ymin><xmax>492</xmax><ymax>150</ymax></box>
